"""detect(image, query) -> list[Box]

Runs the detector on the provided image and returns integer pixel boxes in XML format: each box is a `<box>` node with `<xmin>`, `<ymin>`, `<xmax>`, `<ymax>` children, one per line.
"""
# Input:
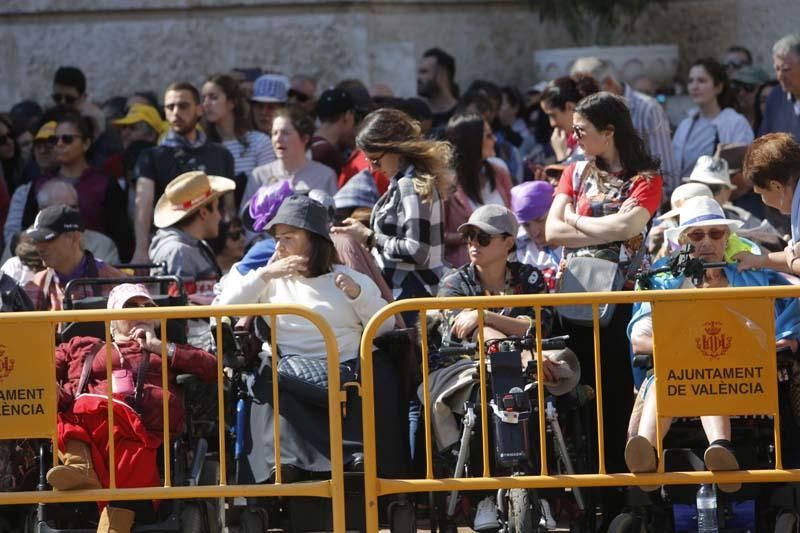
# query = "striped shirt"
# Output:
<box><xmin>624</xmin><ymin>84</ymin><xmax>678</xmax><ymax>193</ymax></box>
<box><xmin>371</xmin><ymin>167</ymin><xmax>445</xmax><ymax>298</ymax></box>
<box><xmin>222</xmin><ymin>130</ymin><xmax>275</xmax><ymax>178</ymax></box>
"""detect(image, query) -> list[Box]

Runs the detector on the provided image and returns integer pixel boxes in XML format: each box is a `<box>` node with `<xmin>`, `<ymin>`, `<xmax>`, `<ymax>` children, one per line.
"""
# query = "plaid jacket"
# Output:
<box><xmin>371</xmin><ymin>169</ymin><xmax>444</xmax><ymax>297</ymax></box>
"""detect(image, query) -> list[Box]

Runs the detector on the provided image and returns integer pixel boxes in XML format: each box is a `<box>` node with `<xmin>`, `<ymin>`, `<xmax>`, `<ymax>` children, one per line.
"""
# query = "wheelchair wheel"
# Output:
<box><xmin>507</xmin><ymin>488</ymin><xmax>536</xmax><ymax>533</ymax></box>
<box><xmin>775</xmin><ymin>511</ymin><xmax>800</xmax><ymax>533</ymax></box>
<box><xmin>240</xmin><ymin>508</ymin><xmax>268</xmax><ymax>533</ymax></box>
<box><xmin>180</xmin><ymin>502</ymin><xmax>208</xmax><ymax>532</ymax></box>
<box><xmin>389</xmin><ymin>500</ymin><xmax>416</xmax><ymax>533</ymax></box>
<box><xmin>607</xmin><ymin>512</ymin><xmax>646</xmax><ymax>533</ymax></box>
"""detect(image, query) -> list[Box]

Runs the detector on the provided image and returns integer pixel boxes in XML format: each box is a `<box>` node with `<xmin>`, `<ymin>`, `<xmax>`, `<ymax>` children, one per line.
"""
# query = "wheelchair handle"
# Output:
<box><xmin>437</xmin><ymin>335</ymin><xmax>569</xmax><ymax>357</ymax></box>
<box><xmin>63</xmin><ymin>275</ymin><xmax>185</xmax><ymax>309</ymax></box>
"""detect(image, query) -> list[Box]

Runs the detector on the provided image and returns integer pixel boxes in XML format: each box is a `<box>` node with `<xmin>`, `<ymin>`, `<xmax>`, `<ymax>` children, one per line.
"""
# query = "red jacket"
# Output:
<box><xmin>55</xmin><ymin>336</ymin><xmax>217</xmax><ymax>438</ymax></box>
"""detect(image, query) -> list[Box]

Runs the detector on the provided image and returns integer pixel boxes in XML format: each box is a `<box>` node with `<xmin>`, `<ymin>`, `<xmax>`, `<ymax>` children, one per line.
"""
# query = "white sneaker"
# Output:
<box><xmin>473</xmin><ymin>497</ymin><xmax>500</xmax><ymax>531</ymax></box>
<box><xmin>540</xmin><ymin>498</ymin><xmax>556</xmax><ymax>529</ymax></box>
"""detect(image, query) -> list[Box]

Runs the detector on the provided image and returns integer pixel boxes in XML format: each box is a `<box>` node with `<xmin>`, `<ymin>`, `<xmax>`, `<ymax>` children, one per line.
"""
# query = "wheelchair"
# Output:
<box><xmin>215</xmin><ymin>315</ymin><xmax>419</xmax><ymax>533</ymax></box>
<box><xmin>420</xmin><ymin>330</ymin><xmax>598</xmax><ymax>532</ymax></box>
<box><xmin>31</xmin><ymin>275</ymin><xmax>222</xmax><ymax>533</ymax></box>
<box><xmin>609</xmin><ymin>350</ymin><xmax>800</xmax><ymax>533</ymax></box>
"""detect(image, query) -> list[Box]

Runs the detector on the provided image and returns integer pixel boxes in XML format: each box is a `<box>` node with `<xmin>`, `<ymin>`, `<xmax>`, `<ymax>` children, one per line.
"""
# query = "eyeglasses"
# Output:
<box><xmin>52</xmin><ymin>93</ymin><xmax>78</xmax><ymax>105</ymax></box>
<box><xmin>725</xmin><ymin>61</ymin><xmax>745</xmax><ymax>70</ymax></box>
<box><xmin>684</xmin><ymin>228</ymin><xmax>727</xmax><ymax>242</ymax></box>
<box><xmin>0</xmin><ymin>134</ymin><xmax>10</xmax><ymax>145</ymax></box>
<box><xmin>48</xmin><ymin>134</ymin><xmax>83</xmax><ymax>146</ymax></box>
<box><xmin>122</xmin><ymin>300</ymin><xmax>157</xmax><ymax>309</ymax></box>
<box><xmin>731</xmin><ymin>82</ymin><xmax>756</xmax><ymax>93</ymax></box>
<box><xmin>366</xmin><ymin>152</ymin><xmax>387</xmax><ymax>169</ymax></box>
<box><xmin>227</xmin><ymin>229</ymin><xmax>244</xmax><ymax>241</ymax></box>
<box><xmin>572</xmin><ymin>124</ymin><xmax>587</xmax><ymax>140</ymax></box>
<box><xmin>463</xmin><ymin>230</ymin><xmax>497</xmax><ymax>247</ymax></box>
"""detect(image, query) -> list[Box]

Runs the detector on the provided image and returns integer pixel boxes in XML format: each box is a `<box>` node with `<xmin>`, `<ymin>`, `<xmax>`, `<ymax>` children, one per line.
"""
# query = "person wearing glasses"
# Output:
<box><xmin>672</xmin><ymin>58</ymin><xmax>754</xmax><ymax>178</ymax></box>
<box><xmin>722</xmin><ymin>45</ymin><xmax>753</xmax><ymax>77</ymax></box>
<box><xmin>209</xmin><ymin>217</ymin><xmax>246</xmax><ymax>275</ymax></box>
<box><xmin>438</xmin><ymin>204</ymin><xmax>553</xmax><ymax>354</ymax></box>
<box><xmin>625</xmin><ymin>196</ymin><xmax>800</xmax><ymax>489</ymax></box>
<box><xmin>25</xmin><ymin>113</ymin><xmax>132</xmax><ymax>258</ymax></box>
<box><xmin>730</xmin><ymin>66</ymin><xmax>770</xmax><ymax>131</ymax></box>
<box><xmin>331</xmin><ymin>108</ymin><xmax>452</xmax><ymax>325</ymax></box>
<box><xmin>48</xmin><ymin>282</ymin><xmax>218</xmax><ymax>532</ymax></box>
<box><xmin>545</xmin><ymin>92</ymin><xmax>662</xmax><ymax>518</ymax></box>
<box><xmin>443</xmin><ymin>113</ymin><xmax>513</xmax><ymax>267</ymax></box>
<box><xmin>51</xmin><ymin>66</ymin><xmax>107</xmax><ymax>145</ymax></box>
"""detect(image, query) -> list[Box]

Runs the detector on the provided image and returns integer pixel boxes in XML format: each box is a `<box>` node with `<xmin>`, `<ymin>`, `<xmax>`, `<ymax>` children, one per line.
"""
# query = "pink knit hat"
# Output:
<box><xmin>107</xmin><ymin>283</ymin><xmax>154</xmax><ymax>310</ymax></box>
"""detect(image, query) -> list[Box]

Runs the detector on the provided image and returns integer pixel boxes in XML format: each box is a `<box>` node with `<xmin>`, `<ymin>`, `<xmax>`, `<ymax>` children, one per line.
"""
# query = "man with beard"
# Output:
<box><xmin>417</xmin><ymin>48</ymin><xmax>459</xmax><ymax>130</ymax></box>
<box><xmin>131</xmin><ymin>82</ymin><xmax>234</xmax><ymax>263</ymax></box>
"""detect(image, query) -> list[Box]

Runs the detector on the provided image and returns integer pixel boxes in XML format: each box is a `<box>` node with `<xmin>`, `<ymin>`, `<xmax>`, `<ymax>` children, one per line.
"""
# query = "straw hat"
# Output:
<box><xmin>664</xmin><ymin>196</ymin><xmax>743</xmax><ymax>243</ymax></box>
<box><xmin>153</xmin><ymin>171</ymin><xmax>235</xmax><ymax>228</ymax></box>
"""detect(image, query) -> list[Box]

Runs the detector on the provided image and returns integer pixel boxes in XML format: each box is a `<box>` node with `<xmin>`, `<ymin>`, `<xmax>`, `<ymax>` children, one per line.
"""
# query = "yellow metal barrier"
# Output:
<box><xmin>359</xmin><ymin>286</ymin><xmax>800</xmax><ymax>531</ymax></box>
<box><xmin>0</xmin><ymin>303</ymin><xmax>346</xmax><ymax>533</ymax></box>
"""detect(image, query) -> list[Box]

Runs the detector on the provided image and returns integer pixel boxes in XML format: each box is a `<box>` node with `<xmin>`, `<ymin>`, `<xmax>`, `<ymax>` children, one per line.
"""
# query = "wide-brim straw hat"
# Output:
<box><xmin>153</xmin><ymin>171</ymin><xmax>235</xmax><ymax>228</ymax></box>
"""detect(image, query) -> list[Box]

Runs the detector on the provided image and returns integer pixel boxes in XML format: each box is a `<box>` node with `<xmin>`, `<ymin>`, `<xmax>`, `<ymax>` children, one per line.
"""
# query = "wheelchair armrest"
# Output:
<box><xmin>176</xmin><ymin>374</ymin><xmax>198</xmax><ymax>386</ymax></box>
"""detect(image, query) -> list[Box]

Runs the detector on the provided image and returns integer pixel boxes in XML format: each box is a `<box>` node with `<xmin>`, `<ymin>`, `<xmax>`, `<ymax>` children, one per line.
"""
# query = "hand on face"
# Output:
<box><xmin>260</xmin><ymin>255</ymin><xmax>308</xmax><ymax>282</ymax></box>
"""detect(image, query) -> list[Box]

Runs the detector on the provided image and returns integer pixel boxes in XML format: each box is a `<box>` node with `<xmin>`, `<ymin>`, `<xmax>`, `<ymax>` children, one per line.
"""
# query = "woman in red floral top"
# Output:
<box><xmin>545</xmin><ymin>92</ymin><xmax>663</xmax><ymax>525</ymax></box>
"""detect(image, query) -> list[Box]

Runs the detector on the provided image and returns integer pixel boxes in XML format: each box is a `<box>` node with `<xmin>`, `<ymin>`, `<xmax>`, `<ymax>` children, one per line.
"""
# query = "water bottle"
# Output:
<box><xmin>696</xmin><ymin>483</ymin><xmax>719</xmax><ymax>533</ymax></box>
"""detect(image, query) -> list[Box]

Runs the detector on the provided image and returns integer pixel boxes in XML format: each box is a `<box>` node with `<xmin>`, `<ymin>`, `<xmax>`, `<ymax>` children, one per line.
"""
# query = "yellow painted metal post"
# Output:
<box><xmin>214</xmin><ymin>315</ymin><xmax>228</xmax><ymax>486</ymax></box>
<box><xmin>534</xmin><ymin>306</ymin><xmax>548</xmax><ymax>476</ymax></box>
<box><xmin>159</xmin><ymin>318</ymin><xmax>171</xmax><ymax>487</ymax></box>
<box><xmin>270</xmin><ymin>314</ymin><xmax>282</xmax><ymax>484</ymax></box>
<box><xmin>360</xmin><ymin>318</ymin><xmax>380</xmax><ymax>532</ymax></box>
<box><xmin>321</xmin><ymin>311</ymin><xmax>346</xmax><ymax>533</ymax></box>
<box><xmin>592</xmin><ymin>305</ymin><xmax>606</xmax><ymax>474</ymax></box>
<box><xmin>104</xmin><ymin>322</ymin><xmax>117</xmax><ymax>489</ymax></box>
<box><xmin>477</xmin><ymin>309</ymin><xmax>490</xmax><ymax>478</ymax></box>
<box><xmin>419</xmin><ymin>309</ymin><xmax>434</xmax><ymax>480</ymax></box>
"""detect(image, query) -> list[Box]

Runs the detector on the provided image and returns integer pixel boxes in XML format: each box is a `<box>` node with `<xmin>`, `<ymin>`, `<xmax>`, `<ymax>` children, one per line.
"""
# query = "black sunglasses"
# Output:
<box><xmin>0</xmin><ymin>134</ymin><xmax>11</xmax><ymax>145</ymax></box>
<box><xmin>48</xmin><ymin>134</ymin><xmax>83</xmax><ymax>146</ymax></box>
<box><xmin>52</xmin><ymin>93</ymin><xmax>78</xmax><ymax>105</ymax></box>
<box><xmin>122</xmin><ymin>300</ymin><xmax>157</xmax><ymax>309</ymax></box>
<box><xmin>227</xmin><ymin>229</ymin><xmax>244</xmax><ymax>240</ymax></box>
<box><xmin>288</xmin><ymin>89</ymin><xmax>310</xmax><ymax>103</ymax></box>
<box><xmin>463</xmin><ymin>230</ymin><xmax>497</xmax><ymax>247</ymax></box>
<box><xmin>731</xmin><ymin>82</ymin><xmax>756</xmax><ymax>93</ymax></box>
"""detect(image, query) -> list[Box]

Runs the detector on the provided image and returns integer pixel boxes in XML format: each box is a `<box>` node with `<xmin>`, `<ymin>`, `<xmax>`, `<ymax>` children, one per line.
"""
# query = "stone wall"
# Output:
<box><xmin>1</xmin><ymin>0</ymin><xmax>798</xmax><ymax>110</ymax></box>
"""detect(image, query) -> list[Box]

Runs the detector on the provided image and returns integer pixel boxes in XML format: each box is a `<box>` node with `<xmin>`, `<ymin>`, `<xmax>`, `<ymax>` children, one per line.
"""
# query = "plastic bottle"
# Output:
<box><xmin>696</xmin><ymin>483</ymin><xmax>719</xmax><ymax>533</ymax></box>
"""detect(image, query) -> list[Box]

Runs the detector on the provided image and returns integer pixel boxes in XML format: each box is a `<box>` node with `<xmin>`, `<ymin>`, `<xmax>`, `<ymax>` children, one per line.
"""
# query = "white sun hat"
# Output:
<box><xmin>664</xmin><ymin>196</ymin><xmax>743</xmax><ymax>243</ymax></box>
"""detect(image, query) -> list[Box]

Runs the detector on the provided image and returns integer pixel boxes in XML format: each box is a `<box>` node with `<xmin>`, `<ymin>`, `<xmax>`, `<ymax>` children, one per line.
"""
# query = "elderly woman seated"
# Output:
<box><xmin>217</xmin><ymin>194</ymin><xmax>394</xmax><ymax>482</ymax></box>
<box><xmin>49</xmin><ymin>283</ymin><xmax>217</xmax><ymax>532</ymax></box>
<box><xmin>625</xmin><ymin>197</ymin><xmax>800</xmax><ymax>493</ymax></box>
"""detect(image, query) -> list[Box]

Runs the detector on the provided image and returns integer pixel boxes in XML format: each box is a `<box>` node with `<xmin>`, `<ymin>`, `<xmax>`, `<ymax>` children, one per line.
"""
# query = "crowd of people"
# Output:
<box><xmin>1</xmin><ymin>30</ymin><xmax>800</xmax><ymax>531</ymax></box>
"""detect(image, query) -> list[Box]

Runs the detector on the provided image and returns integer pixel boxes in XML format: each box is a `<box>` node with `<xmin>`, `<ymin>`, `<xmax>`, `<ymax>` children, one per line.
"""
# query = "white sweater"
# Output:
<box><xmin>217</xmin><ymin>264</ymin><xmax>393</xmax><ymax>361</ymax></box>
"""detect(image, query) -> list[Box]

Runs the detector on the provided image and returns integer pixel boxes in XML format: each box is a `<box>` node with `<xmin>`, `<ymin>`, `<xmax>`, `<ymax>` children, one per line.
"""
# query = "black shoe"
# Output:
<box><xmin>349</xmin><ymin>453</ymin><xmax>364</xmax><ymax>473</ymax></box>
<box><xmin>269</xmin><ymin>464</ymin><xmax>304</xmax><ymax>484</ymax></box>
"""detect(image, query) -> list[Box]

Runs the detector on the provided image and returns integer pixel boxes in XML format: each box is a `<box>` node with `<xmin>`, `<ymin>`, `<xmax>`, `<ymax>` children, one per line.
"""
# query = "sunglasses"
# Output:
<box><xmin>227</xmin><ymin>229</ymin><xmax>244</xmax><ymax>241</ymax></box>
<box><xmin>725</xmin><ymin>61</ymin><xmax>745</xmax><ymax>70</ymax></box>
<box><xmin>0</xmin><ymin>134</ymin><xmax>10</xmax><ymax>145</ymax></box>
<box><xmin>122</xmin><ymin>300</ymin><xmax>157</xmax><ymax>309</ymax></box>
<box><xmin>572</xmin><ymin>124</ymin><xmax>587</xmax><ymax>140</ymax></box>
<box><xmin>463</xmin><ymin>230</ymin><xmax>500</xmax><ymax>247</ymax></box>
<box><xmin>684</xmin><ymin>228</ymin><xmax>727</xmax><ymax>242</ymax></box>
<box><xmin>48</xmin><ymin>134</ymin><xmax>83</xmax><ymax>146</ymax></box>
<box><xmin>731</xmin><ymin>82</ymin><xmax>756</xmax><ymax>93</ymax></box>
<box><xmin>52</xmin><ymin>93</ymin><xmax>79</xmax><ymax>105</ymax></box>
<box><xmin>288</xmin><ymin>89</ymin><xmax>310</xmax><ymax>103</ymax></box>
<box><xmin>366</xmin><ymin>151</ymin><xmax>387</xmax><ymax>169</ymax></box>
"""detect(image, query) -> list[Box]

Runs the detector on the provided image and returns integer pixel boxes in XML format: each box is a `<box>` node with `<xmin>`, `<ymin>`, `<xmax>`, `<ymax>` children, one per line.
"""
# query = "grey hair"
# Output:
<box><xmin>773</xmin><ymin>33</ymin><xmax>800</xmax><ymax>58</ymax></box>
<box><xmin>570</xmin><ymin>56</ymin><xmax>619</xmax><ymax>83</ymax></box>
<box><xmin>36</xmin><ymin>179</ymin><xmax>78</xmax><ymax>209</ymax></box>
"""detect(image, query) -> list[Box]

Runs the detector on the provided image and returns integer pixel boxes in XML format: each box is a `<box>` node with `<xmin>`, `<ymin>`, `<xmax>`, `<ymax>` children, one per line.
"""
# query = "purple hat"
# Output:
<box><xmin>245</xmin><ymin>181</ymin><xmax>294</xmax><ymax>232</ymax></box>
<box><xmin>510</xmin><ymin>181</ymin><xmax>554</xmax><ymax>223</ymax></box>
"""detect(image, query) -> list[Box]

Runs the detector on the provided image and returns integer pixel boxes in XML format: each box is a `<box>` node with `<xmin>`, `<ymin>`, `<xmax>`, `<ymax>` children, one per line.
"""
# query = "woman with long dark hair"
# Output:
<box><xmin>546</xmin><ymin>92</ymin><xmax>662</xmax><ymax>521</ymax></box>
<box><xmin>331</xmin><ymin>108</ymin><xmax>452</xmax><ymax>319</ymax></box>
<box><xmin>539</xmin><ymin>75</ymin><xmax>600</xmax><ymax>163</ymax></box>
<box><xmin>202</xmin><ymin>73</ymin><xmax>275</xmax><ymax>208</ymax></box>
<box><xmin>443</xmin><ymin>113</ymin><xmax>513</xmax><ymax>266</ymax></box>
<box><xmin>672</xmin><ymin>58</ymin><xmax>754</xmax><ymax>177</ymax></box>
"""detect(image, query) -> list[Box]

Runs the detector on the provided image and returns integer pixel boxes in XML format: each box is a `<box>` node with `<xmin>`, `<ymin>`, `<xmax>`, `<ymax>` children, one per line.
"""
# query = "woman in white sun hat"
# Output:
<box><xmin>626</xmin><ymin>196</ymin><xmax>800</xmax><ymax>491</ymax></box>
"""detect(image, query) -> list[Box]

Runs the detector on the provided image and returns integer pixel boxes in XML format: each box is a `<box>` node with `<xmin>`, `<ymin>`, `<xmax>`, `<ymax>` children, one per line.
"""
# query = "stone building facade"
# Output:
<box><xmin>1</xmin><ymin>0</ymin><xmax>798</xmax><ymax>109</ymax></box>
